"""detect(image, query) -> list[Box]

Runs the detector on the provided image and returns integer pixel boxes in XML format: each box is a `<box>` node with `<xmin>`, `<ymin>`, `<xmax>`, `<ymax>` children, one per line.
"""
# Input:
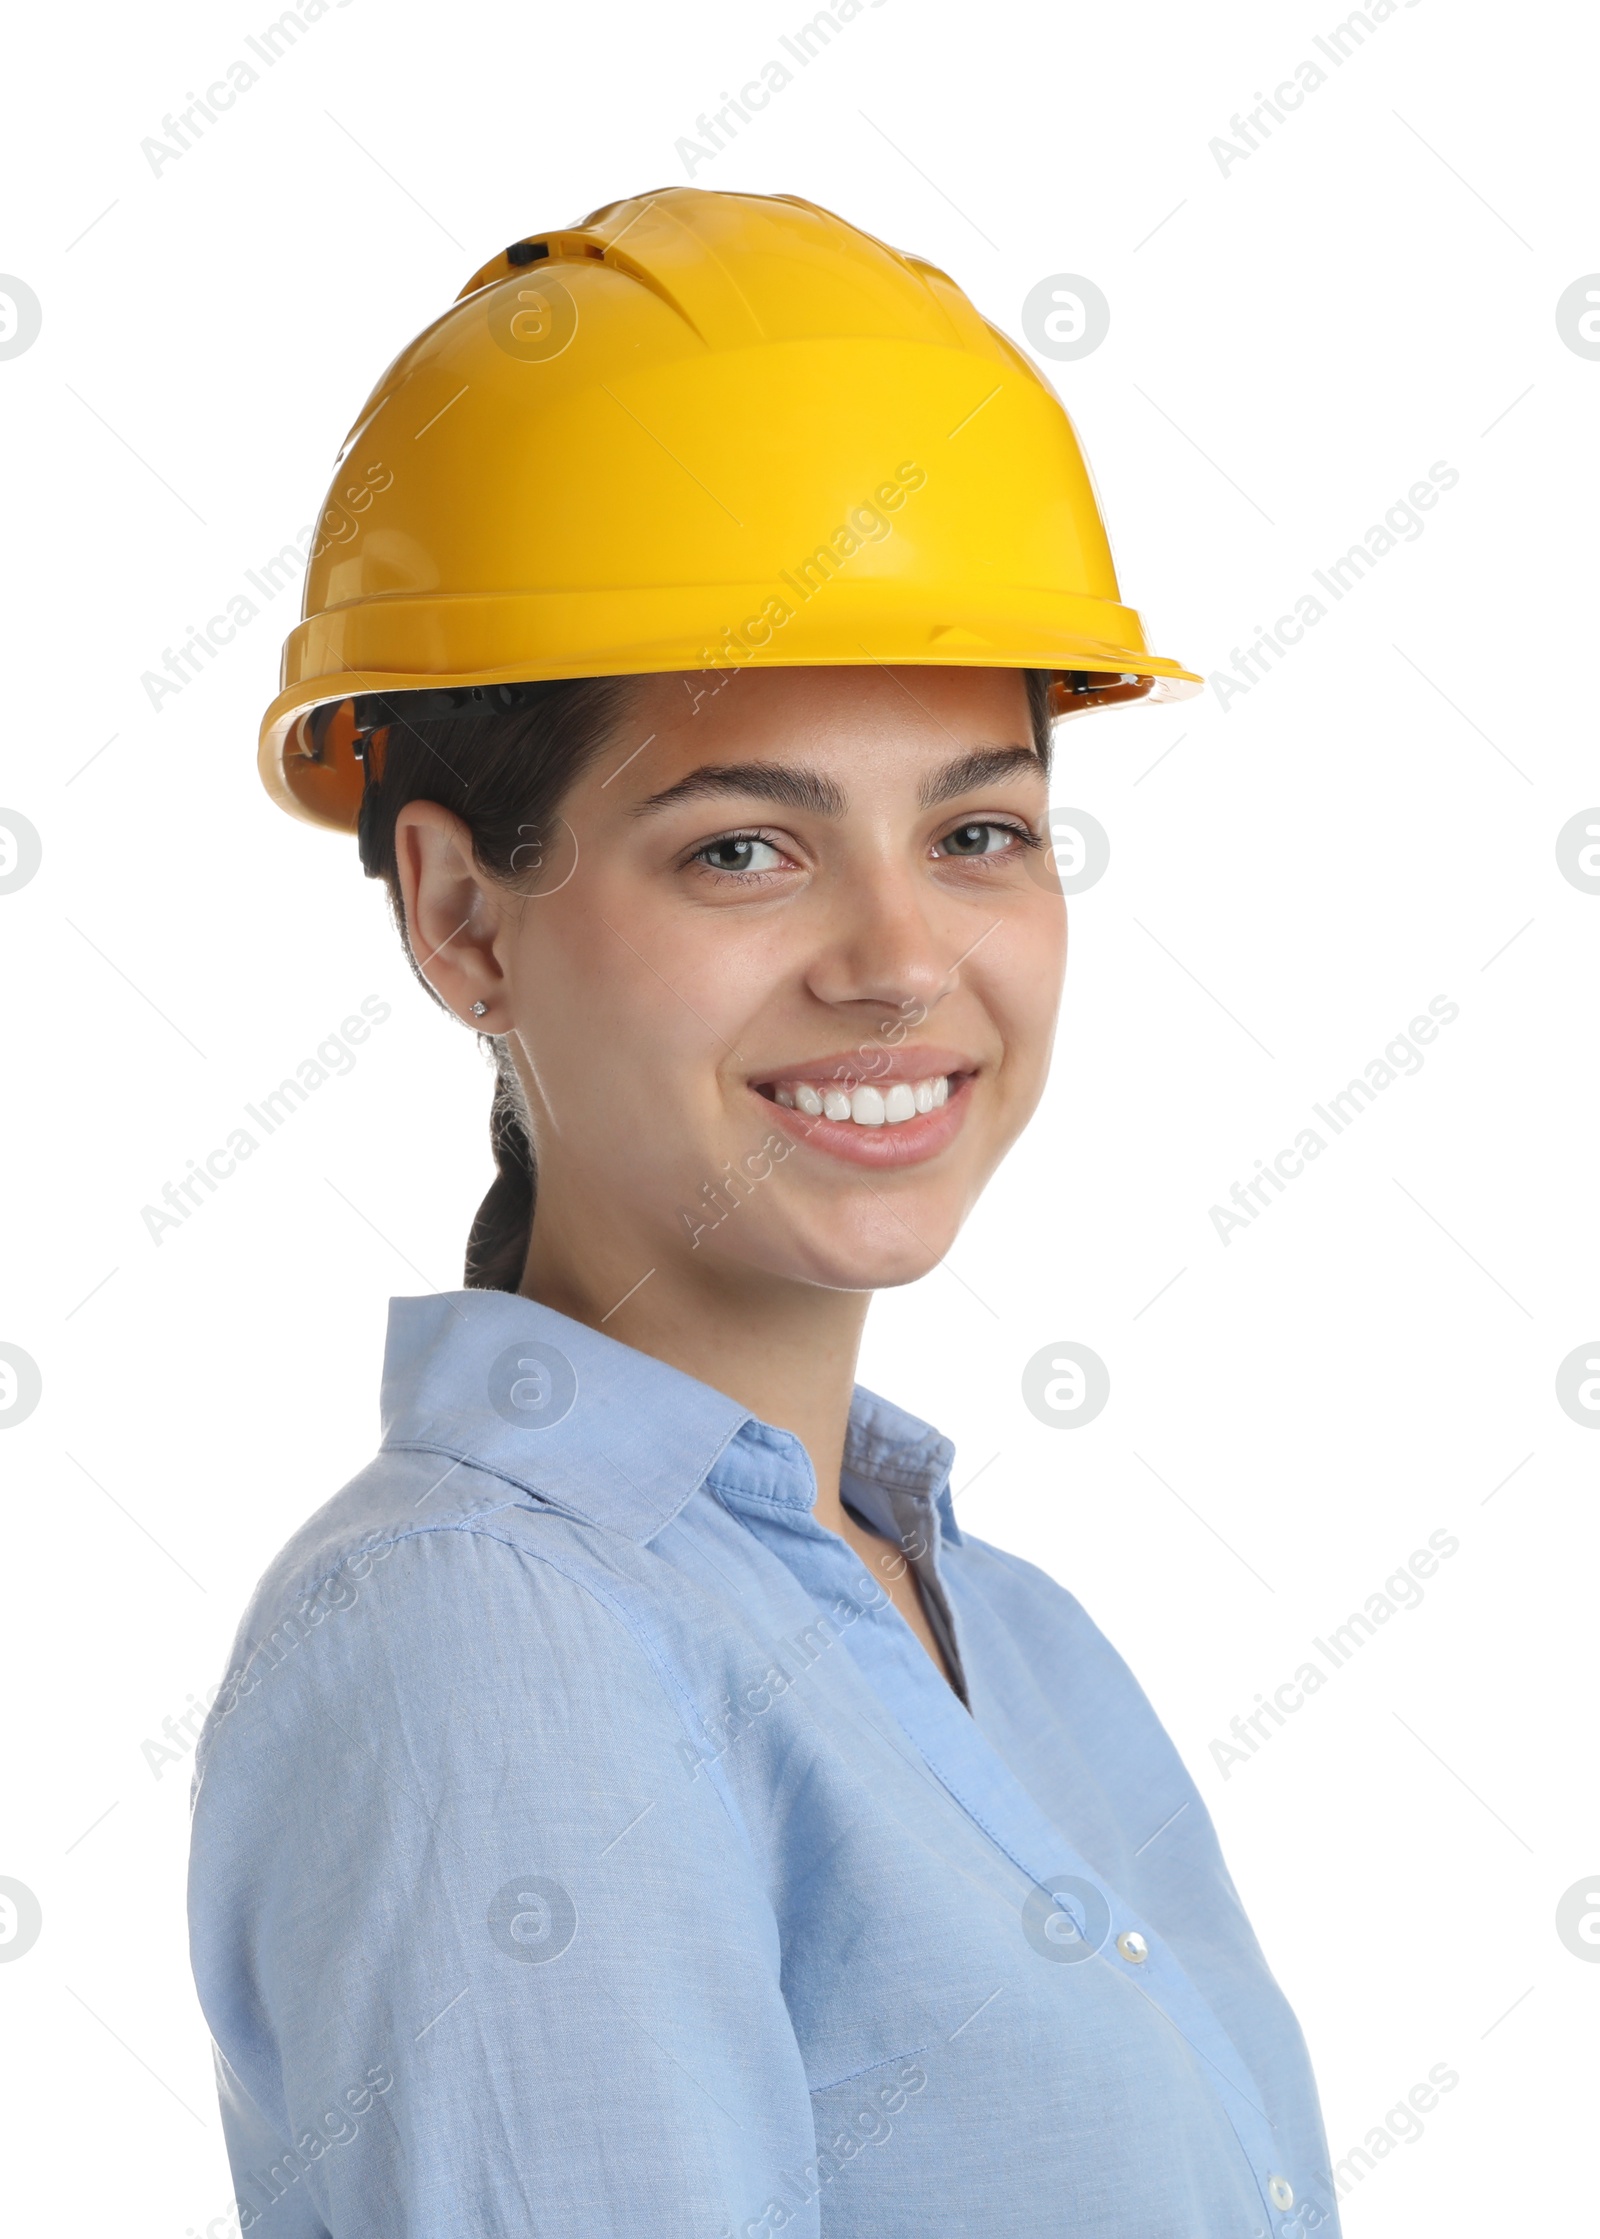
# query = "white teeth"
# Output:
<box><xmin>769</xmin><ymin>1075</ymin><xmax>954</xmax><ymax>1126</ymax></box>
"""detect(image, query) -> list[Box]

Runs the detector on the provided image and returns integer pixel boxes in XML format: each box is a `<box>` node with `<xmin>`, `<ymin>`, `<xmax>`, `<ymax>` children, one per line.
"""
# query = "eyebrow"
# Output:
<box><xmin>628</xmin><ymin>744</ymin><xmax>1043</xmax><ymax>819</ymax></box>
<box><xmin>919</xmin><ymin>745</ymin><xmax>1044</xmax><ymax>807</ymax></box>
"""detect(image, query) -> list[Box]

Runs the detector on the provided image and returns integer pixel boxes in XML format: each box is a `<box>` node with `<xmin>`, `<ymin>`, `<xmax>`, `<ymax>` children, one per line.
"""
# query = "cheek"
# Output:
<box><xmin>965</xmin><ymin>944</ymin><xmax>1063</xmax><ymax>1138</ymax></box>
<box><xmin>511</xmin><ymin>883</ymin><xmax>760</xmax><ymax>1172</ymax></box>
<box><xmin>570</xmin><ymin>859</ymin><xmax>798</xmax><ymax>1057</ymax></box>
<box><xmin>989</xmin><ymin>907</ymin><xmax>1066</xmax><ymax>1066</ymax></box>
<box><xmin>518</xmin><ymin>904</ymin><xmax>675</xmax><ymax>1100</ymax></box>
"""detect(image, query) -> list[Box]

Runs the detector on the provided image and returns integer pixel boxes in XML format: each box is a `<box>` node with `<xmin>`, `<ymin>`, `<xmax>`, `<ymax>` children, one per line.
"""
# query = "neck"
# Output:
<box><xmin>518</xmin><ymin>1210</ymin><xmax>871</xmax><ymax>1538</ymax></box>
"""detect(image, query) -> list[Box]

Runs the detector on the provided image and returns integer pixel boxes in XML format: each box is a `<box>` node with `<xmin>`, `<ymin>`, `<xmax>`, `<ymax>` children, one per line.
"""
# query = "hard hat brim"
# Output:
<box><xmin>260</xmin><ymin>583</ymin><xmax>1201</xmax><ymax>832</ymax></box>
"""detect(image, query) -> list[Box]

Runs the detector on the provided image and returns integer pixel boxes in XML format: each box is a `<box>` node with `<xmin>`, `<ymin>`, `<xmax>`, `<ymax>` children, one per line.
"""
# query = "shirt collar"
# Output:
<box><xmin>377</xmin><ymin>1290</ymin><xmax>961</xmax><ymax>1547</ymax></box>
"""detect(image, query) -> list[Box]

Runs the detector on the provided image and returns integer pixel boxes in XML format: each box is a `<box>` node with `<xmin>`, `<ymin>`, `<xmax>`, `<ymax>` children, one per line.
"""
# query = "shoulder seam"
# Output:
<box><xmin>203</xmin><ymin>1514</ymin><xmax>766</xmax><ymax>1877</ymax></box>
<box><xmin>443</xmin><ymin>1523</ymin><xmax>761</xmax><ymax>1862</ymax></box>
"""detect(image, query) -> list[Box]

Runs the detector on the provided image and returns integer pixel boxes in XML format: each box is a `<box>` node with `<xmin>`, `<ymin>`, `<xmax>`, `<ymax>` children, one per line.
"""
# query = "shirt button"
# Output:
<box><xmin>1114</xmin><ymin>1929</ymin><xmax>1148</xmax><ymax>1963</ymax></box>
<box><xmin>1267</xmin><ymin>2175</ymin><xmax>1294</xmax><ymax>2210</ymax></box>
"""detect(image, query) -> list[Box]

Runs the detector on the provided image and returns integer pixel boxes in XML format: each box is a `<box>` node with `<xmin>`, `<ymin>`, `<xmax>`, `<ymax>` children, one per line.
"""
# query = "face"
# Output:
<box><xmin>401</xmin><ymin>665</ymin><xmax>1067</xmax><ymax>1296</ymax></box>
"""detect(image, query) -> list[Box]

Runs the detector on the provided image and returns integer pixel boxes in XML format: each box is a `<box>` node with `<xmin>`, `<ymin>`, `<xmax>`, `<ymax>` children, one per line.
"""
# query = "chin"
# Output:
<box><xmin>729</xmin><ymin>1203</ymin><xmax>964</xmax><ymax>1293</ymax></box>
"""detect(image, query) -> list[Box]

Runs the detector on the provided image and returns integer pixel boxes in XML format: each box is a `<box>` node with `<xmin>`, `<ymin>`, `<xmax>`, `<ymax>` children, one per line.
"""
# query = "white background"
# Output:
<box><xmin>2</xmin><ymin>0</ymin><xmax>1596</xmax><ymax>2230</ymax></box>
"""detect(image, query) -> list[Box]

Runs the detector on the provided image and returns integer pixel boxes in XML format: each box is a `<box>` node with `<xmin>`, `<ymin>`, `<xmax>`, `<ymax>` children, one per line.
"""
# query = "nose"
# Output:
<box><xmin>802</xmin><ymin>858</ymin><xmax>974</xmax><ymax>1023</ymax></box>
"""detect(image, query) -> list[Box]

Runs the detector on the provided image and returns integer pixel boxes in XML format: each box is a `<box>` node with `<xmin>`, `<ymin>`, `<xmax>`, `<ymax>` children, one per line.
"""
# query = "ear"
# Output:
<box><xmin>392</xmin><ymin>801</ymin><xmax>513</xmax><ymax>1028</ymax></box>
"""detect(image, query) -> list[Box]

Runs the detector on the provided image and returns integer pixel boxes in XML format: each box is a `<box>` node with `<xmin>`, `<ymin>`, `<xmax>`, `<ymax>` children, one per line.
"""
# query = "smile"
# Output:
<box><xmin>749</xmin><ymin>1052</ymin><xmax>978</xmax><ymax>1167</ymax></box>
<box><xmin>772</xmin><ymin>1074</ymin><xmax>950</xmax><ymax>1126</ymax></box>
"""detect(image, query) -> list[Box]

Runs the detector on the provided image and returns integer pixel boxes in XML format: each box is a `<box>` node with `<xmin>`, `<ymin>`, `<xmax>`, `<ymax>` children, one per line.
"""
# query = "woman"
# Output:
<box><xmin>188</xmin><ymin>189</ymin><xmax>1338</xmax><ymax>2237</ymax></box>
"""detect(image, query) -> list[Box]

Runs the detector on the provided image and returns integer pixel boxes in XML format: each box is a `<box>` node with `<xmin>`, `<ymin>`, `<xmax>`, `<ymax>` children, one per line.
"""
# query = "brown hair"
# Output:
<box><xmin>355</xmin><ymin>668</ymin><xmax>1057</xmax><ymax>1294</ymax></box>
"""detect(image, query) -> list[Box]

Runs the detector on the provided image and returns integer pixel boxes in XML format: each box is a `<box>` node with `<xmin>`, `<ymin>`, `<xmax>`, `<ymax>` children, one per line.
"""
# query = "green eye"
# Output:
<box><xmin>939</xmin><ymin>821</ymin><xmax>1022</xmax><ymax>858</ymax></box>
<box><xmin>694</xmin><ymin>833</ymin><xmax>784</xmax><ymax>874</ymax></box>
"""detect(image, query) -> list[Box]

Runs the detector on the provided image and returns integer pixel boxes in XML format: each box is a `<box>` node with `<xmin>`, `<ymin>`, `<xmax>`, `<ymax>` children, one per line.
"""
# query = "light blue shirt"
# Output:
<box><xmin>188</xmin><ymin>1289</ymin><xmax>1339</xmax><ymax>2238</ymax></box>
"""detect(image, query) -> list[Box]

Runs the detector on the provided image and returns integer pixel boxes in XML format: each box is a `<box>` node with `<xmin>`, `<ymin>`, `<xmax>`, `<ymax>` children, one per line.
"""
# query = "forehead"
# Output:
<box><xmin>601</xmin><ymin>665</ymin><xmax>1036</xmax><ymax>797</ymax></box>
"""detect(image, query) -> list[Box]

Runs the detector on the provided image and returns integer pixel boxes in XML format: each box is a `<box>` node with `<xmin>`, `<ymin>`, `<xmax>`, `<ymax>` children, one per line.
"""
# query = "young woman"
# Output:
<box><xmin>188</xmin><ymin>190</ymin><xmax>1338</xmax><ymax>2237</ymax></box>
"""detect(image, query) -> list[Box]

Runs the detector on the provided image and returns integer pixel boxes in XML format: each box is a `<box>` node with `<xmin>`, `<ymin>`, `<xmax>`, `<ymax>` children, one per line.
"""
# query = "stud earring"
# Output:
<box><xmin>469</xmin><ymin>1001</ymin><xmax>488</xmax><ymax>1018</ymax></box>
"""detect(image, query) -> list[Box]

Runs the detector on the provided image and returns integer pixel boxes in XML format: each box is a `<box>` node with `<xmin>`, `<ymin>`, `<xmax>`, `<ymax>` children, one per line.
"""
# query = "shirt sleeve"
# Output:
<box><xmin>187</xmin><ymin>1522</ymin><xmax>818</xmax><ymax>2239</ymax></box>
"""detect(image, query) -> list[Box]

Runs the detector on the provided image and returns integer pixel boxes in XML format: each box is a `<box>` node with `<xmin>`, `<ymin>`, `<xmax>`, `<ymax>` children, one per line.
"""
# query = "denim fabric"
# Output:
<box><xmin>188</xmin><ymin>1287</ymin><xmax>1338</xmax><ymax>2238</ymax></box>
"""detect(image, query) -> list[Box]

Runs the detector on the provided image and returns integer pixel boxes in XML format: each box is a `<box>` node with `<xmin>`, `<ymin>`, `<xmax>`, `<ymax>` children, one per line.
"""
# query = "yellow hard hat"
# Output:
<box><xmin>260</xmin><ymin>187</ymin><xmax>1201</xmax><ymax>831</ymax></box>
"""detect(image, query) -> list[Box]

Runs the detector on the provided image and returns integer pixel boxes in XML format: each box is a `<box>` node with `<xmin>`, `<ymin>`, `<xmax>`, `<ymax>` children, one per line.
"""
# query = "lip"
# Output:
<box><xmin>746</xmin><ymin>1045</ymin><xmax>979</xmax><ymax>1091</ymax></box>
<box><xmin>748</xmin><ymin>1048</ymin><xmax>979</xmax><ymax>1169</ymax></box>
